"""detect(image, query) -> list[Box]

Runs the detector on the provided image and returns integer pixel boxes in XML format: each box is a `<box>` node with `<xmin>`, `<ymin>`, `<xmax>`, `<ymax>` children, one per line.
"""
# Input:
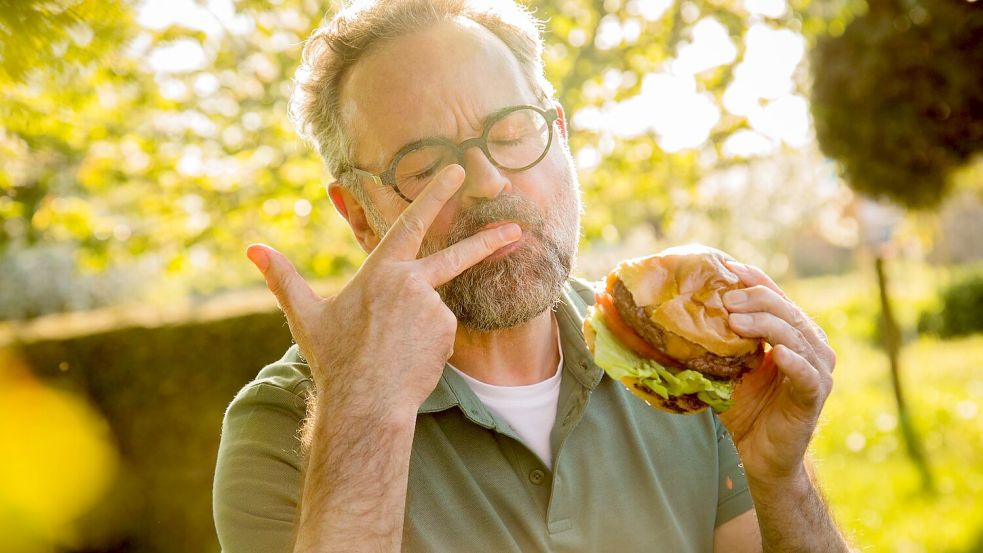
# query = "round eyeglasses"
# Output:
<box><xmin>349</xmin><ymin>105</ymin><xmax>559</xmax><ymax>203</ymax></box>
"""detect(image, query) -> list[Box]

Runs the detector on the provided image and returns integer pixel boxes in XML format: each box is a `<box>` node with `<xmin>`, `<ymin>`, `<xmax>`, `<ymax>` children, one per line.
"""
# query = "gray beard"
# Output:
<box><xmin>419</xmin><ymin>187</ymin><xmax>580</xmax><ymax>332</ymax></box>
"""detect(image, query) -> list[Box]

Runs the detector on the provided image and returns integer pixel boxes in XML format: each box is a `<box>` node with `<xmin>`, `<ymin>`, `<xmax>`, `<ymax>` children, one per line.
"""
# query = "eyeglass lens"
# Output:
<box><xmin>394</xmin><ymin>108</ymin><xmax>551</xmax><ymax>200</ymax></box>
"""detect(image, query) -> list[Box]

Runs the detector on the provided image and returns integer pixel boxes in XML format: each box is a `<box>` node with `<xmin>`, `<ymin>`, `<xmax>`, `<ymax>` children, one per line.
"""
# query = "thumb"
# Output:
<box><xmin>246</xmin><ymin>244</ymin><xmax>320</xmax><ymax>314</ymax></box>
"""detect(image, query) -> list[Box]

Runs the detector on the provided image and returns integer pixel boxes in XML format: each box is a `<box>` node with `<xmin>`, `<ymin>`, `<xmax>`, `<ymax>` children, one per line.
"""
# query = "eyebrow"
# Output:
<box><xmin>389</xmin><ymin>104</ymin><xmax>523</xmax><ymax>157</ymax></box>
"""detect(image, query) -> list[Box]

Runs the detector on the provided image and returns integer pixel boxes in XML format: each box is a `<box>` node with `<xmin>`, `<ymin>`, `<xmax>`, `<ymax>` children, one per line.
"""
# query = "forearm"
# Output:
<box><xmin>292</xmin><ymin>398</ymin><xmax>417</xmax><ymax>553</ymax></box>
<box><xmin>749</xmin><ymin>464</ymin><xmax>851</xmax><ymax>553</ymax></box>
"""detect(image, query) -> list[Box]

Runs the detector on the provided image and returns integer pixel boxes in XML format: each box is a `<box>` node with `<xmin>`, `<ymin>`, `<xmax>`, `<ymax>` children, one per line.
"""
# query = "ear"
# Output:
<box><xmin>327</xmin><ymin>181</ymin><xmax>382</xmax><ymax>253</ymax></box>
<box><xmin>553</xmin><ymin>101</ymin><xmax>568</xmax><ymax>142</ymax></box>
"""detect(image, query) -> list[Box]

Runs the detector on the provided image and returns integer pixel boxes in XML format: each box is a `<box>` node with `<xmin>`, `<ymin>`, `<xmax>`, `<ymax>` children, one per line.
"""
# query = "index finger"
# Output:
<box><xmin>373</xmin><ymin>164</ymin><xmax>466</xmax><ymax>260</ymax></box>
<box><xmin>420</xmin><ymin>223</ymin><xmax>523</xmax><ymax>286</ymax></box>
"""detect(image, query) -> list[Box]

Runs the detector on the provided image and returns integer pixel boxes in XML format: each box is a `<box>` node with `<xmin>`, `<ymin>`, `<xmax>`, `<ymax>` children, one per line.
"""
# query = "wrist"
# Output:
<box><xmin>315</xmin><ymin>392</ymin><xmax>419</xmax><ymax>435</ymax></box>
<box><xmin>747</xmin><ymin>462</ymin><xmax>811</xmax><ymax>504</ymax></box>
<box><xmin>749</xmin><ymin>461</ymin><xmax>851</xmax><ymax>552</ymax></box>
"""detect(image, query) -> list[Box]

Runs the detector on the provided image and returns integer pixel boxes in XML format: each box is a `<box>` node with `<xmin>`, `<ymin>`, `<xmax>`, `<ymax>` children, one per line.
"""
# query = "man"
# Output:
<box><xmin>213</xmin><ymin>1</ymin><xmax>851</xmax><ymax>551</ymax></box>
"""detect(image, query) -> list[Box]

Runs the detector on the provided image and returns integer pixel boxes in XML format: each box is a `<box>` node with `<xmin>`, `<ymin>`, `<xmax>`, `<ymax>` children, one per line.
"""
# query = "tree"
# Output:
<box><xmin>1</xmin><ymin>0</ymin><xmax>362</xmax><ymax>318</ymax></box>
<box><xmin>1</xmin><ymin>0</ymin><xmax>861</xmax><ymax>320</ymax></box>
<box><xmin>811</xmin><ymin>0</ymin><xmax>983</xmax><ymax>492</ymax></box>
<box><xmin>812</xmin><ymin>0</ymin><xmax>983</xmax><ymax>209</ymax></box>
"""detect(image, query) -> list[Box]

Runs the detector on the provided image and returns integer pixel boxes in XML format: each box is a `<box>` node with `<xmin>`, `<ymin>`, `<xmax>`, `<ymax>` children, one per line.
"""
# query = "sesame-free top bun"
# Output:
<box><xmin>611</xmin><ymin>244</ymin><xmax>759</xmax><ymax>361</ymax></box>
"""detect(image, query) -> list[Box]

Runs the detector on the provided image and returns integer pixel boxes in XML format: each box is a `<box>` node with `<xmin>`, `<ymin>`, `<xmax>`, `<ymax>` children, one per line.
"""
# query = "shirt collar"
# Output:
<box><xmin>418</xmin><ymin>280</ymin><xmax>603</xmax><ymax>417</ymax></box>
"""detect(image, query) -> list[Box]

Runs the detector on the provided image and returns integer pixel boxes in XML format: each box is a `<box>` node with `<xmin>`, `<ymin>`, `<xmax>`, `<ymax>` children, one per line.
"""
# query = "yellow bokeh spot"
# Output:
<box><xmin>0</xmin><ymin>352</ymin><xmax>118</xmax><ymax>551</ymax></box>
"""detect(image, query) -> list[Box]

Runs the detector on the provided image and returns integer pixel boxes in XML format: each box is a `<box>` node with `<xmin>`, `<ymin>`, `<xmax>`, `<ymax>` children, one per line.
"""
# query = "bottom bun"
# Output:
<box><xmin>619</xmin><ymin>377</ymin><xmax>709</xmax><ymax>415</ymax></box>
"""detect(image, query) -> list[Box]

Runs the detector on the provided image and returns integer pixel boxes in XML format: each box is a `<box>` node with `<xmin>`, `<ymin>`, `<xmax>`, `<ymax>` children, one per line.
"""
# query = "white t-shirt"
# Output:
<box><xmin>447</xmin><ymin>320</ymin><xmax>563</xmax><ymax>469</ymax></box>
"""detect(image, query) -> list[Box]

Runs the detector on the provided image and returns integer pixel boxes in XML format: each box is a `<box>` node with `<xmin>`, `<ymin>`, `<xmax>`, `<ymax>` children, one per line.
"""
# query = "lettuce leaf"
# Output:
<box><xmin>587</xmin><ymin>306</ymin><xmax>735</xmax><ymax>412</ymax></box>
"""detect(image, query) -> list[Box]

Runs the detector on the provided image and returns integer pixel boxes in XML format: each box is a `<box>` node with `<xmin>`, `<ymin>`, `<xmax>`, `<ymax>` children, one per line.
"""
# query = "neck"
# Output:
<box><xmin>448</xmin><ymin>309</ymin><xmax>560</xmax><ymax>386</ymax></box>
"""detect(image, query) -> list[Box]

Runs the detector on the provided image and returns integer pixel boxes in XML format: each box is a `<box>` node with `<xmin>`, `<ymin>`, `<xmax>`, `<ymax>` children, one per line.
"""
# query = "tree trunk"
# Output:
<box><xmin>874</xmin><ymin>255</ymin><xmax>934</xmax><ymax>493</ymax></box>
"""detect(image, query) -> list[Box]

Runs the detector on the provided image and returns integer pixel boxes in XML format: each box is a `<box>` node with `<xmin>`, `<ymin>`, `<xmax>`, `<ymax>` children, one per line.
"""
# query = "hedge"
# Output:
<box><xmin>5</xmin><ymin>298</ymin><xmax>297</xmax><ymax>553</ymax></box>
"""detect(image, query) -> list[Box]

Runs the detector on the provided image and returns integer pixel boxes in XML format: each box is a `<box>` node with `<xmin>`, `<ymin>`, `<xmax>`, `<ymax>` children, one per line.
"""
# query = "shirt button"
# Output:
<box><xmin>529</xmin><ymin>469</ymin><xmax>546</xmax><ymax>485</ymax></box>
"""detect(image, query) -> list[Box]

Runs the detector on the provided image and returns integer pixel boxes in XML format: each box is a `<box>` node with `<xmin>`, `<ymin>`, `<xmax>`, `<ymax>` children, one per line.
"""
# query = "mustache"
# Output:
<box><xmin>447</xmin><ymin>195</ymin><xmax>544</xmax><ymax>245</ymax></box>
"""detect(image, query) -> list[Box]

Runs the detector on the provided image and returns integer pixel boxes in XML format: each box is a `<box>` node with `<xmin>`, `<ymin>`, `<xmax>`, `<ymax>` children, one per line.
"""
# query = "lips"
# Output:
<box><xmin>475</xmin><ymin>220</ymin><xmax>526</xmax><ymax>260</ymax></box>
<box><xmin>449</xmin><ymin>195</ymin><xmax>539</xmax><ymax>244</ymax></box>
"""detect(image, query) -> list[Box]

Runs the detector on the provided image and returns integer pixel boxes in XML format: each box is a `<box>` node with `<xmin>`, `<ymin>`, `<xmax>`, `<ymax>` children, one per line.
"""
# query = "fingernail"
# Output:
<box><xmin>500</xmin><ymin>223</ymin><xmax>522</xmax><ymax>241</ymax></box>
<box><xmin>724</xmin><ymin>290</ymin><xmax>747</xmax><ymax>307</ymax></box>
<box><xmin>726</xmin><ymin>260</ymin><xmax>748</xmax><ymax>273</ymax></box>
<box><xmin>246</xmin><ymin>245</ymin><xmax>270</xmax><ymax>272</ymax></box>
<box><xmin>730</xmin><ymin>313</ymin><xmax>752</xmax><ymax>326</ymax></box>
<box><xmin>773</xmin><ymin>344</ymin><xmax>788</xmax><ymax>361</ymax></box>
<box><xmin>439</xmin><ymin>164</ymin><xmax>464</xmax><ymax>184</ymax></box>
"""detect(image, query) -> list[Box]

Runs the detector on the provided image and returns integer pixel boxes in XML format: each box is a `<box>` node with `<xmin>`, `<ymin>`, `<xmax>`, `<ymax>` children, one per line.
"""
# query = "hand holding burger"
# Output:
<box><xmin>585</xmin><ymin>243</ymin><xmax>837</xmax><ymax>485</ymax></box>
<box><xmin>584</xmin><ymin>244</ymin><xmax>763</xmax><ymax>414</ymax></box>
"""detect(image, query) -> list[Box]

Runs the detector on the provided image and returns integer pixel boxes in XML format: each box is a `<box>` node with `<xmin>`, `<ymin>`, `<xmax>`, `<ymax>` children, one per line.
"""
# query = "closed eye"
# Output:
<box><xmin>411</xmin><ymin>161</ymin><xmax>441</xmax><ymax>180</ymax></box>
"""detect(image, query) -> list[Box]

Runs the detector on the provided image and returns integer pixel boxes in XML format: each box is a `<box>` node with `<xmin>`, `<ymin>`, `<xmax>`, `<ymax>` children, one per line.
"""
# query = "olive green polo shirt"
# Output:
<box><xmin>213</xmin><ymin>277</ymin><xmax>752</xmax><ymax>552</ymax></box>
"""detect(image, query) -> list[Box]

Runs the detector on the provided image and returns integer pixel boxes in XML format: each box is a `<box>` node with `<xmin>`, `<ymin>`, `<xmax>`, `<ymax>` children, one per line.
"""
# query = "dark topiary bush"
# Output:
<box><xmin>811</xmin><ymin>0</ymin><xmax>983</xmax><ymax>210</ymax></box>
<box><xmin>918</xmin><ymin>273</ymin><xmax>983</xmax><ymax>338</ymax></box>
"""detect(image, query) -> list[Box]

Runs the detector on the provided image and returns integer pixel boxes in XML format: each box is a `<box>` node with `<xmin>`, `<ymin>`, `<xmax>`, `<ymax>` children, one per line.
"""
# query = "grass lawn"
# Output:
<box><xmin>782</xmin><ymin>262</ymin><xmax>983</xmax><ymax>552</ymax></box>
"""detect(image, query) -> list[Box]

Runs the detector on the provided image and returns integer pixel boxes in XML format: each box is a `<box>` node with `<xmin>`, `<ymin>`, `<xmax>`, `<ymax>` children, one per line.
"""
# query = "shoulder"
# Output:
<box><xmin>564</xmin><ymin>275</ymin><xmax>598</xmax><ymax>321</ymax></box>
<box><xmin>226</xmin><ymin>345</ymin><xmax>314</xmax><ymax>415</ymax></box>
<box><xmin>214</xmin><ymin>345</ymin><xmax>312</xmax><ymax>551</ymax></box>
<box><xmin>253</xmin><ymin>344</ymin><xmax>314</xmax><ymax>397</ymax></box>
<box><xmin>567</xmin><ymin>275</ymin><xmax>597</xmax><ymax>305</ymax></box>
<box><xmin>217</xmin><ymin>345</ymin><xmax>313</xmax><ymax>466</ymax></box>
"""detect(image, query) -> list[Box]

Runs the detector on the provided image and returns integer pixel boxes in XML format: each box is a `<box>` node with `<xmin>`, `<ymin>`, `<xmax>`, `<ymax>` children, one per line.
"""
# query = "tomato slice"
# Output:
<box><xmin>594</xmin><ymin>290</ymin><xmax>684</xmax><ymax>369</ymax></box>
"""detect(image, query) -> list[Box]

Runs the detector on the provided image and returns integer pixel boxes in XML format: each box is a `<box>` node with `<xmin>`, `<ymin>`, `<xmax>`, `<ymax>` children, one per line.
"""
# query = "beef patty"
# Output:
<box><xmin>610</xmin><ymin>278</ymin><xmax>755</xmax><ymax>380</ymax></box>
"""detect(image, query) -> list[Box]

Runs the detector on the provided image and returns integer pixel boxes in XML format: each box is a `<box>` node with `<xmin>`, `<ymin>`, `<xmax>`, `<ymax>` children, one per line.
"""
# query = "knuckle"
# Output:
<box><xmin>479</xmin><ymin>231</ymin><xmax>498</xmax><ymax>251</ymax></box>
<box><xmin>439</xmin><ymin>307</ymin><xmax>457</xmax><ymax>327</ymax></box>
<box><xmin>399</xmin><ymin>213</ymin><xmax>427</xmax><ymax>238</ymax></box>
<box><xmin>816</xmin><ymin>324</ymin><xmax>831</xmax><ymax>344</ymax></box>
<box><xmin>790</xmin><ymin>325</ymin><xmax>809</xmax><ymax>345</ymax></box>
<box><xmin>789</xmin><ymin>309</ymin><xmax>809</xmax><ymax>331</ymax></box>
<box><xmin>815</xmin><ymin>373</ymin><xmax>833</xmax><ymax>398</ymax></box>
<box><xmin>268</xmin><ymin>274</ymin><xmax>292</xmax><ymax>305</ymax></box>
<box><xmin>398</xmin><ymin>272</ymin><xmax>423</xmax><ymax>296</ymax></box>
<box><xmin>789</xmin><ymin>327</ymin><xmax>810</xmax><ymax>351</ymax></box>
<box><xmin>750</xmin><ymin>284</ymin><xmax>771</xmax><ymax>298</ymax></box>
<box><xmin>443</xmin><ymin>248</ymin><xmax>465</xmax><ymax>272</ymax></box>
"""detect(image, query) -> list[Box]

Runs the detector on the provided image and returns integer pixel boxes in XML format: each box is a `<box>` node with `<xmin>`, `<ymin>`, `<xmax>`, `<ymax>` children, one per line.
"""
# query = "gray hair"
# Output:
<box><xmin>288</xmin><ymin>0</ymin><xmax>556</xmax><ymax>223</ymax></box>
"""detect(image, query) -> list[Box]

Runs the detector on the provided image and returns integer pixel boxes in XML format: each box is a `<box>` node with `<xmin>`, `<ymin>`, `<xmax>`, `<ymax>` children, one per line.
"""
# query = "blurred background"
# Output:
<box><xmin>0</xmin><ymin>0</ymin><xmax>981</xmax><ymax>551</ymax></box>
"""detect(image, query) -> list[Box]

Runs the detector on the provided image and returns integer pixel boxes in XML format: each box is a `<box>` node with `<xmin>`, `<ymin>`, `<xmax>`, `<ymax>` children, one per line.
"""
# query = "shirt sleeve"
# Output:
<box><xmin>713</xmin><ymin>414</ymin><xmax>754</xmax><ymax>527</ymax></box>
<box><xmin>213</xmin><ymin>381</ymin><xmax>308</xmax><ymax>553</ymax></box>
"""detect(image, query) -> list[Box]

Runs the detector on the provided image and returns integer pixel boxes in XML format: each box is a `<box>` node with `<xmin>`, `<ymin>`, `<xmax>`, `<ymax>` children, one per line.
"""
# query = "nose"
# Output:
<box><xmin>458</xmin><ymin>145</ymin><xmax>511</xmax><ymax>203</ymax></box>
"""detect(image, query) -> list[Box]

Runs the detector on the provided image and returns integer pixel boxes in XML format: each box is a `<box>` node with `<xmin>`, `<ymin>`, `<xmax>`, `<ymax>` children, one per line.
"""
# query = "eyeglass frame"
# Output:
<box><xmin>347</xmin><ymin>104</ymin><xmax>560</xmax><ymax>203</ymax></box>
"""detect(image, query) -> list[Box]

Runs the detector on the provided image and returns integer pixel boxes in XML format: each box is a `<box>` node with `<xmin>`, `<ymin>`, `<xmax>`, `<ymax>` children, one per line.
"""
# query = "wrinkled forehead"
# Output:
<box><xmin>340</xmin><ymin>18</ymin><xmax>541</xmax><ymax>169</ymax></box>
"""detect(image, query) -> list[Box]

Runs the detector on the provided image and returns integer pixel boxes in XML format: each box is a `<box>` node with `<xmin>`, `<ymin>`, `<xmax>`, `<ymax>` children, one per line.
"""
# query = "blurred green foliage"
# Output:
<box><xmin>918</xmin><ymin>272</ymin><xmax>983</xmax><ymax>338</ymax></box>
<box><xmin>1</xmin><ymin>0</ymin><xmax>363</xmax><ymax>316</ymax></box>
<box><xmin>0</xmin><ymin>0</ymin><xmax>865</xmax><ymax>319</ymax></box>
<box><xmin>811</xmin><ymin>0</ymin><xmax>983</xmax><ymax>210</ymax></box>
<box><xmin>0</xmin><ymin>0</ymin><xmax>132</xmax><ymax>84</ymax></box>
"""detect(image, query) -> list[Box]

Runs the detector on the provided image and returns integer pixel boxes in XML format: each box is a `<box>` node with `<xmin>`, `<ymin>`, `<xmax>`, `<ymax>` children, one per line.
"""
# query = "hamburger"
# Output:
<box><xmin>583</xmin><ymin>244</ymin><xmax>764</xmax><ymax>414</ymax></box>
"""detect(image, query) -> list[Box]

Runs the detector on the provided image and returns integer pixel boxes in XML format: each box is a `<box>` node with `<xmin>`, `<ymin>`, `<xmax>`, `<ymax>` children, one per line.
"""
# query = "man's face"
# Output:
<box><xmin>340</xmin><ymin>19</ymin><xmax>582</xmax><ymax>331</ymax></box>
